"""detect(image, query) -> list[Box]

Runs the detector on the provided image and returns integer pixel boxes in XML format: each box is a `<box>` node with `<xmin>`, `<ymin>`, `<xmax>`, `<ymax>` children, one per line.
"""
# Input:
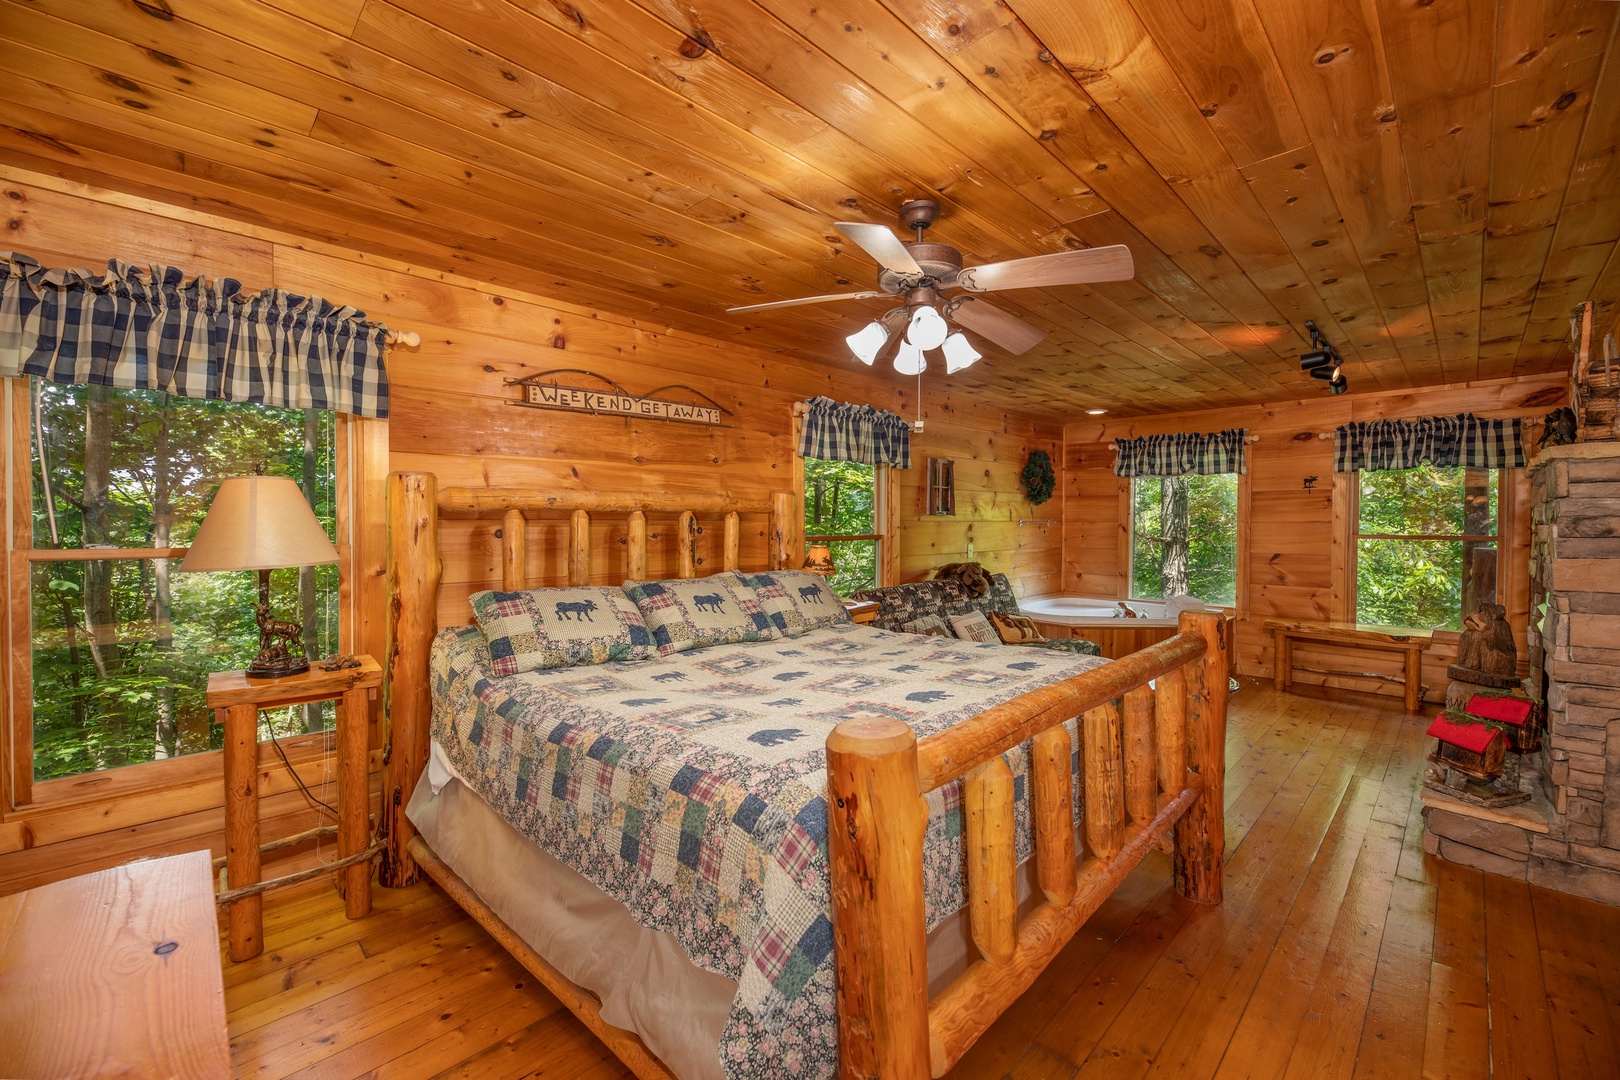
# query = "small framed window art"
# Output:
<box><xmin>926</xmin><ymin>457</ymin><xmax>955</xmax><ymax>516</ymax></box>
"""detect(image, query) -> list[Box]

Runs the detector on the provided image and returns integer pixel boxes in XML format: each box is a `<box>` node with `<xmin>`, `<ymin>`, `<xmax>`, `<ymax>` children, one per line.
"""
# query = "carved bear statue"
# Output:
<box><xmin>1448</xmin><ymin>602</ymin><xmax>1519</xmax><ymax>689</ymax></box>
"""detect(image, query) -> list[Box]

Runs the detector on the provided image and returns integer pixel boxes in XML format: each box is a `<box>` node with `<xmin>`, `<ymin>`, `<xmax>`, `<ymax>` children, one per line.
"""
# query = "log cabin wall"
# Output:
<box><xmin>1063</xmin><ymin>375</ymin><xmax>1569</xmax><ymax>704</ymax></box>
<box><xmin>0</xmin><ymin>166</ymin><xmax>1060</xmax><ymax>894</ymax></box>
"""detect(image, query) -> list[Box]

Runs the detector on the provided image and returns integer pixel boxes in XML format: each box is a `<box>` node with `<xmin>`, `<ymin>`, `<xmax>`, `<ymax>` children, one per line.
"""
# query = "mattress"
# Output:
<box><xmin>426</xmin><ymin>622</ymin><xmax>1102</xmax><ymax>1079</ymax></box>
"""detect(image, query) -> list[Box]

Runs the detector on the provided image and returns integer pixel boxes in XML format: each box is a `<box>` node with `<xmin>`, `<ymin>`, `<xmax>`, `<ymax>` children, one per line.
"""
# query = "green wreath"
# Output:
<box><xmin>1021</xmin><ymin>450</ymin><xmax>1056</xmax><ymax>505</ymax></box>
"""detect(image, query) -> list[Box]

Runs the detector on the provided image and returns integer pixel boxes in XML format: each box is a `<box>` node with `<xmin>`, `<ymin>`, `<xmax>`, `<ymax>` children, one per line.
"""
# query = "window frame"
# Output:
<box><xmin>791</xmin><ymin>407</ymin><xmax>894</xmax><ymax>593</ymax></box>
<box><xmin>2</xmin><ymin>378</ymin><xmax>369</xmax><ymax>812</ymax></box>
<box><xmin>1344</xmin><ymin>464</ymin><xmax>1504</xmax><ymax>630</ymax></box>
<box><xmin>1122</xmin><ymin>471</ymin><xmax>1248</xmax><ymax>610</ymax></box>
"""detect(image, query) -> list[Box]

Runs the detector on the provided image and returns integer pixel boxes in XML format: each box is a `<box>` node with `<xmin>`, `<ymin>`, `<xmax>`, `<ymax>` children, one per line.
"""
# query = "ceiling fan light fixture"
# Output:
<box><xmin>893</xmin><ymin>339</ymin><xmax>927</xmax><ymax>376</ymax></box>
<box><xmin>942</xmin><ymin>332</ymin><xmax>981</xmax><ymax>373</ymax></box>
<box><xmin>907</xmin><ymin>305</ymin><xmax>949</xmax><ymax>350</ymax></box>
<box><xmin>846</xmin><ymin>320</ymin><xmax>889</xmax><ymax>365</ymax></box>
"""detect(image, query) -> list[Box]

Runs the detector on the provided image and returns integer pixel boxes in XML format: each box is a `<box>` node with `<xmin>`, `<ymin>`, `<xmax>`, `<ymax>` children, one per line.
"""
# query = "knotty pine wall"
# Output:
<box><xmin>1063</xmin><ymin>375</ymin><xmax>1569</xmax><ymax>704</ymax></box>
<box><xmin>0</xmin><ymin>167</ymin><xmax>1059</xmax><ymax>894</ymax></box>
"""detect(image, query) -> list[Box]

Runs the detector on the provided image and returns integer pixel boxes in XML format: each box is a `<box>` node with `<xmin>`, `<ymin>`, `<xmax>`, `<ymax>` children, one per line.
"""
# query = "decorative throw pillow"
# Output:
<box><xmin>469</xmin><ymin>586</ymin><xmax>654</xmax><ymax>676</ymax></box>
<box><xmin>989</xmin><ymin>611</ymin><xmax>1045</xmax><ymax>645</ymax></box>
<box><xmin>948</xmin><ymin>610</ymin><xmax>999</xmax><ymax>644</ymax></box>
<box><xmin>899</xmin><ymin>615</ymin><xmax>954</xmax><ymax>638</ymax></box>
<box><xmin>736</xmin><ymin>570</ymin><xmax>851</xmax><ymax>637</ymax></box>
<box><xmin>624</xmin><ymin>574</ymin><xmax>777</xmax><ymax>656</ymax></box>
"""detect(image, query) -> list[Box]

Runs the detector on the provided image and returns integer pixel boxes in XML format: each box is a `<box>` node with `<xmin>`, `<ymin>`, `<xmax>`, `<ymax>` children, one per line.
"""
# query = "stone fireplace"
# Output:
<box><xmin>1423</xmin><ymin>442</ymin><xmax>1620</xmax><ymax>903</ymax></box>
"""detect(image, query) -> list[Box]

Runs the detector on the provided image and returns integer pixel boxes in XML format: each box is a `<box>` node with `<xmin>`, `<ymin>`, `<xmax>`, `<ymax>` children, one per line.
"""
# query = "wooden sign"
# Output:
<box><xmin>507</xmin><ymin>369</ymin><xmax>731</xmax><ymax>426</ymax></box>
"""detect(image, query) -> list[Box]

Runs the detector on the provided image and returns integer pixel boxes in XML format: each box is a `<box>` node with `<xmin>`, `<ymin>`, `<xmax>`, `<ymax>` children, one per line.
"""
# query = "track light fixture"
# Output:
<box><xmin>1300</xmin><ymin>321</ymin><xmax>1349</xmax><ymax>395</ymax></box>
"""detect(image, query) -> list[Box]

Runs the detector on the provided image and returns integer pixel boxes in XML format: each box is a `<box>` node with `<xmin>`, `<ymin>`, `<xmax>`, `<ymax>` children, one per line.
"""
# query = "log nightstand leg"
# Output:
<box><xmin>222</xmin><ymin>703</ymin><xmax>263</xmax><ymax>961</ymax></box>
<box><xmin>338</xmin><ymin>686</ymin><xmax>372</xmax><ymax>919</ymax></box>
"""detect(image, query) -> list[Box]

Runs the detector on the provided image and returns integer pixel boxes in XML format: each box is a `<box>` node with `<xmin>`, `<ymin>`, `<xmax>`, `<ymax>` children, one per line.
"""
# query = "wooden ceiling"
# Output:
<box><xmin>0</xmin><ymin>0</ymin><xmax>1615</xmax><ymax>418</ymax></box>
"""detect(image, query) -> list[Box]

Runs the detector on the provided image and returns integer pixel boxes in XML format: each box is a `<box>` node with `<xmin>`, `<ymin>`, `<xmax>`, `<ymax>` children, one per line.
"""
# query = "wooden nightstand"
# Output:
<box><xmin>208</xmin><ymin>655</ymin><xmax>382</xmax><ymax>961</ymax></box>
<box><xmin>844</xmin><ymin>599</ymin><xmax>880</xmax><ymax>625</ymax></box>
<box><xmin>0</xmin><ymin>850</ymin><xmax>231</xmax><ymax>1079</ymax></box>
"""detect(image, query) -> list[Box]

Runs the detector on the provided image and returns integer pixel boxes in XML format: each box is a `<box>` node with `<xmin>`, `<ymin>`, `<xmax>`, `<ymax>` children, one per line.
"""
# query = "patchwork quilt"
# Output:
<box><xmin>430</xmin><ymin>622</ymin><xmax>1104</xmax><ymax>1078</ymax></box>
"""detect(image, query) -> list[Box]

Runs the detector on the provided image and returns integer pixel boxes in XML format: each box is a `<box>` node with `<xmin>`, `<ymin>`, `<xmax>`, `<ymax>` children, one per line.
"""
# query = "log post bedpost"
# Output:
<box><xmin>1173</xmin><ymin>609</ymin><xmax>1228</xmax><ymax>905</ymax></box>
<box><xmin>826</xmin><ymin>718</ymin><xmax>932</xmax><ymax>1080</ymax></box>
<box><xmin>381</xmin><ymin>471</ymin><xmax>440</xmax><ymax>888</ymax></box>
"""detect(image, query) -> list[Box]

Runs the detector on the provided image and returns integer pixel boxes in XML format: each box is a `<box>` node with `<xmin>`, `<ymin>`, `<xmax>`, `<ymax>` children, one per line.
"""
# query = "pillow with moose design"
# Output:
<box><xmin>623</xmin><ymin>573</ymin><xmax>778</xmax><ymax>657</ymax></box>
<box><xmin>735</xmin><ymin>569</ymin><xmax>851</xmax><ymax>637</ymax></box>
<box><xmin>469</xmin><ymin>586</ymin><xmax>654</xmax><ymax>676</ymax></box>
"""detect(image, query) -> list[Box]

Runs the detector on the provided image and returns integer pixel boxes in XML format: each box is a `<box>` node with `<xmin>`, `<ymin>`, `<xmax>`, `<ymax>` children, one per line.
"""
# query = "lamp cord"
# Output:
<box><xmin>259</xmin><ymin>709</ymin><xmax>339</xmax><ymax>817</ymax></box>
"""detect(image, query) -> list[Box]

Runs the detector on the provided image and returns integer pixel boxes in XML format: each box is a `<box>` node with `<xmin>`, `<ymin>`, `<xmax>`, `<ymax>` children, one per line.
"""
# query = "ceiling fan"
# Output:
<box><xmin>727</xmin><ymin>199</ymin><xmax>1134</xmax><ymax>372</ymax></box>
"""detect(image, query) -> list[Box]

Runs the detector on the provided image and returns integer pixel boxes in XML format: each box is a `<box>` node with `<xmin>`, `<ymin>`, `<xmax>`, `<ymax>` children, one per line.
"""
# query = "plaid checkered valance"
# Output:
<box><xmin>1333</xmin><ymin>413</ymin><xmax>1524</xmax><ymax>472</ymax></box>
<box><xmin>1113</xmin><ymin>428</ymin><xmax>1248</xmax><ymax>477</ymax></box>
<box><xmin>797</xmin><ymin>395</ymin><xmax>910</xmax><ymax>469</ymax></box>
<box><xmin>0</xmin><ymin>251</ymin><xmax>390</xmax><ymax>417</ymax></box>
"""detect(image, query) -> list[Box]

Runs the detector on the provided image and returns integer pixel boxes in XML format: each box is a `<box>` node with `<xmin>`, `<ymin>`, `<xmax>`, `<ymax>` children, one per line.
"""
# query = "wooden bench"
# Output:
<box><xmin>1265</xmin><ymin>619</ymin><xmax>1433</xmax><ymax>713</ymax></box>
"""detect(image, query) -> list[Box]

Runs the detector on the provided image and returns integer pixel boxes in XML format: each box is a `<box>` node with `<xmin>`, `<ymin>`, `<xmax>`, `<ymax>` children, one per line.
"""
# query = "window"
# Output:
<box><xmin>803</xmin><ymin>457</ymin><xmax>883</xmax><ymax>597</ymax></box>
<box><xmin>1129</xmin><ymin>474</ymin><xmax>1238</xmax><ymax>605</ymax></box>
<box><xmin>21</xmin><ymin>379</ymin><xmax>339</xmax><ymax>784</ymax></box>
<box><xmin>1355</xmin><ymin>463</ymin><xmax>1497</xmax><ymax>630</ymax></box>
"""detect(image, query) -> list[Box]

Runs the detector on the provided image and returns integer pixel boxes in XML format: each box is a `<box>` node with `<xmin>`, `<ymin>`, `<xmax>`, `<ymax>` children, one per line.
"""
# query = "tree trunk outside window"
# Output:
<box><xmin>1160</xmin><ymin>475</ymin><xmax>1190</xmax><ymax>597</ymax></box>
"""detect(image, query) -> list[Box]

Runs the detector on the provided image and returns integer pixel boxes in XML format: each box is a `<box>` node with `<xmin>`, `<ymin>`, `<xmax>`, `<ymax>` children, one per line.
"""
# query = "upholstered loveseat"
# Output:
<box><xmin>849</xmin><ymin>573</ymin><xmax>1101</xmax><ymax>656</ymax></box>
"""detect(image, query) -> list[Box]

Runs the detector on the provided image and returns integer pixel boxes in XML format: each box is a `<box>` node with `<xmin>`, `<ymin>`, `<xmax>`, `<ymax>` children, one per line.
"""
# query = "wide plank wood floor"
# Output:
<box><xmin>223</xmin><ymin>684</ymin><xmax>1620</xmax><ymax>1078</ymax></box>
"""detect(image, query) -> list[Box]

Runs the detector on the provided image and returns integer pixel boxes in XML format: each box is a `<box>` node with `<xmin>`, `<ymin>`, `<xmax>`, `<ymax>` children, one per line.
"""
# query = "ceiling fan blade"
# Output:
<box><xmin>955</xmin><ymin>245</ymin><xmax>1134</xmax><ymax>292</ymax></box>
<box><xmin>727</xmin><ymin>290</ymin><xmax>888</xmax><ymax>314</ymax></box>
<box><xmin>835</xmin><ymin>222</ymin><xmax>923</xmax><ymax>276</ymax></box>
<box><xmin>947</xmin><ymin>297</ymin><xmax>1047</xmax><ymax>355</ymax></box>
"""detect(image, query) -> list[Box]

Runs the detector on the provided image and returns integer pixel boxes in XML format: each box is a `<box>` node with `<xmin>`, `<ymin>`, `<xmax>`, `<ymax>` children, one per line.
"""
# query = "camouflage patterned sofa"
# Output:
<box><xmin>849</xmin><ymin>573</ymin><xmax>1101</xmax><ymax>656</ymax></box>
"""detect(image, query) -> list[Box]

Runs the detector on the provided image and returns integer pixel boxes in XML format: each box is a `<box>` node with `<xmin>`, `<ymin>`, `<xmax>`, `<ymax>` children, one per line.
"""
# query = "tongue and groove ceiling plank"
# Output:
<box><xmin>0</xmin><ymin>0</ymin><xmax>1614</xmax><ymax>418</ymax></box>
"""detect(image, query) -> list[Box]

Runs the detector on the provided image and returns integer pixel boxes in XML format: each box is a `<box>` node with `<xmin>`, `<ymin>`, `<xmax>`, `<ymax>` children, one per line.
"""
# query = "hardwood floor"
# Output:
<box><xmin>222</xmin><ymin>684</ymin><xmax>1620</xmax><ymax>1078</ymax></box>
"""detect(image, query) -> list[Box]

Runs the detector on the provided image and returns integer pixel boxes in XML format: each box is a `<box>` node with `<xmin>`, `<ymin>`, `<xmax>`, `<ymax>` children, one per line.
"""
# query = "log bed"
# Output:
<box><xmin>381</xmin><ymin>471</ymin><xmax>1229</xmax><ymax>1080</ymax></box>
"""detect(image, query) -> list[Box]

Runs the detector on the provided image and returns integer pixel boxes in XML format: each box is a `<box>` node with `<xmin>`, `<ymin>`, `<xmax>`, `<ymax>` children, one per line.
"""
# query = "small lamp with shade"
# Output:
<box><xmin>179</xmin><ymin>475</ymin><xmax>339</xmax><ymax>678</ymax></box>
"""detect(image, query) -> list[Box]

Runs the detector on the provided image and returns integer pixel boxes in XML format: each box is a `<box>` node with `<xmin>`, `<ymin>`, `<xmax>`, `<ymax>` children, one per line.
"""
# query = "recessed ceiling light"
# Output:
<box><xmin>1085</xmin><ymin>408</ymin><xmax>1107</xmax><ymax>415</ymax></box>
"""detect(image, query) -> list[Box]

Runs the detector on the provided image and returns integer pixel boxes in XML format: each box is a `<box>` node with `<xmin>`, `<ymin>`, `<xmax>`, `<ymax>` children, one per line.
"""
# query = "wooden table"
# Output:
<box><xmin>1264</xmin><ymin>620</ymin><xmax>1433</xmax><ymax>713</ymax></box>
<box><xmin>844</xmin><ymin>599</ymin><xmax>880</xmax><ymax>625</ymax></box>
<box><xmin>208</xmin><ymin>655</ymin><xmax>381</xmax><ymax>961</ymax></box>
<box><xmin>0</xmin><ymin>850</ymin><xmax>231</xmax><ymax>1079</ymax></box>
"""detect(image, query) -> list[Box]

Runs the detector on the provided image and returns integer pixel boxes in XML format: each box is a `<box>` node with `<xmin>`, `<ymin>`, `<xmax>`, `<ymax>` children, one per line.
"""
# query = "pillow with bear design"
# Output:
<box><xmin>623</xmin><ymin>573</ymin><xmax>778</xmax><ymax>656</ymax></box>
<box><xmin>735</xmin><ymin>569</ymin><xmax>850</xmax><ymax>637</ymax></box>
<box><xmin>469</xmin><ymin>586</ymin><xmax>654</xmax><ymax>676</ymax></box>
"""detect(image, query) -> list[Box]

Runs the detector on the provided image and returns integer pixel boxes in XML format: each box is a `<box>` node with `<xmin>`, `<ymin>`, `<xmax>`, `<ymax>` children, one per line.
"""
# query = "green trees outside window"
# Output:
<box><xmin>1129</xmin><ymin>474</ymin><xmax>1238</xmax><ymax>606</ymax></box>
<box><xmin>1356</xmin><ymin>464</ymin><xmax>1497</xmax><ymax>631</ymax></box>
<box><xmin>803</xmin><ymin>457</ymin><xmax>879</xmax><ymax>598</ymax></box>
<box><xmin>24</xmin><ymin>380</ymin><xmax>338</xmax><ymax>782</ymax></box>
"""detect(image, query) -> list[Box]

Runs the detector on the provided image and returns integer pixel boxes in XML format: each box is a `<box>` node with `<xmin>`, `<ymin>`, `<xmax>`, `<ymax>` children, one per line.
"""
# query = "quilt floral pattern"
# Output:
<box><xmin>431</xmin><ymin>623</ymin><xmax>1102</xmax><ymax>1078</ymax></box>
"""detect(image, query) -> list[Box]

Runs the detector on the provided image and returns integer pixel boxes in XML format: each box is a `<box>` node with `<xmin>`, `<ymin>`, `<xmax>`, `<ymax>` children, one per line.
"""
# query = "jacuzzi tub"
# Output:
<box><xmin>1020</xmin><ymin>595</ymin><xmax>1179</xmax><ymax>627</ymax></box>
<box><xmin>1020</xmin><ymin>596</ymin><xmax>1187</xmax><ymax>660</ymax></box>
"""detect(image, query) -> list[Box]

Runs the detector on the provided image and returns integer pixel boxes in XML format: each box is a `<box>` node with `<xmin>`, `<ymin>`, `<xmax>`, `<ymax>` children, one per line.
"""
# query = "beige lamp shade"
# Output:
<box><xmin>180</xmin><ymin>476</ymin><xmax>339</xmax><ymax>572</ymax></box>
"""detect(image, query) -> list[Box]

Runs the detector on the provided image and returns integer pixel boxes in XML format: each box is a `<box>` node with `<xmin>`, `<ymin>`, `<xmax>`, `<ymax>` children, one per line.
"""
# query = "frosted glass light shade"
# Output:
<box><xmin>180</xmin><ymin>476</ymin><xmax>339</xmax><ymax>572</ymax></box>
<box><xmin>942</xmin><ymin>332</ymin><xmax>981</xmax><ymax>373</ymax></box>
<box><xmin>893</xmin><ymin>340</ymin><xmax>927</xmax><ymax>376</ymax></box>
<box><xmin>845</xmin><ymin>321</ymin><xmax>888</xmax><ymax>365</ymax></box>
<box><xmin>907</xmin><ymin>305</ymin><xmax>948</xmax><ymax>350</ymax></box>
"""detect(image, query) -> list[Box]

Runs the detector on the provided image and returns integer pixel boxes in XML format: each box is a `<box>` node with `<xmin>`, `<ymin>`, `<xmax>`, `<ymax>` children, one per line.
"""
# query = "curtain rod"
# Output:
<box><xmin>1109</xmin><ymin>433</ymin><xmax>1259</xmax><ymax>451</ymax></box>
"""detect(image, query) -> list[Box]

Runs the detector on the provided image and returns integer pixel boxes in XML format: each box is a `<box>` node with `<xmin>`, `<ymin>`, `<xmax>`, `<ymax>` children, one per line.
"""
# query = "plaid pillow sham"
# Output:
<box><xmin>736</xmin><ymin>569</ymin><xmax>851</xmax><ymax>637</ymax></box>
<box><xmin>624</xmin><ymin>574</ymin><xmax>778</xmax><ymax>657</ymax></box>
<box><xmin>469</xmin><ymin>586</ymin><xmax>654</xmax><ymax>676</ymax></box>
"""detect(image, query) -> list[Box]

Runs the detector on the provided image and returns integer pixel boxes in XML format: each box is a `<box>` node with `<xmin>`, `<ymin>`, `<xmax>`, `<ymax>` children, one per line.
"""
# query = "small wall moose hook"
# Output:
<box><xmin>1303</xmin><ymin>475</ymin><xmax>1318</xmax><ymax>492</ymax></box>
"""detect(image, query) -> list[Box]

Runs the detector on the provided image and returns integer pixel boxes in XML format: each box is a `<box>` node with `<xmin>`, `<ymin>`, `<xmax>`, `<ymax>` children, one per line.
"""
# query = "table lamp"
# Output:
<box><xmin>180</xmin><ymin>476</ymin><xmax>339</xmax><ymax>678</ymax></box>
<box><xmin>803</xmin><ymin>543</ymin><xmax>836</xmax><ymax>576</ymax></box>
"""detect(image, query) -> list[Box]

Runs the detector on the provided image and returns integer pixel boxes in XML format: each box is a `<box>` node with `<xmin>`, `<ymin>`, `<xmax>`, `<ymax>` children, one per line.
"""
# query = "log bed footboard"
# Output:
<box><xmin>828</xmin><ymin>612</ymin><xmax>1229</xmax><ymax>1078</ymax></box>
<box><xmin>382</xmin><ymin>470</ymin><xmax>1230</xmax><ymax>1080</ymax></box>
